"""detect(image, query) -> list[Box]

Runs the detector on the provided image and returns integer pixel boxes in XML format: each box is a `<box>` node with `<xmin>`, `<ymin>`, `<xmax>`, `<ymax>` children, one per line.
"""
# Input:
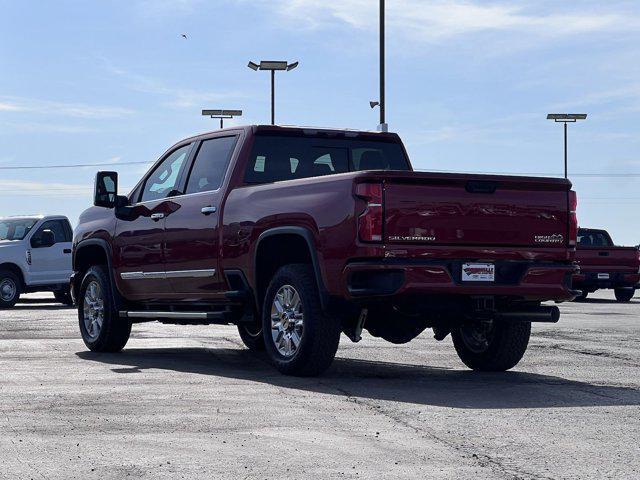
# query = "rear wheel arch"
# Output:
<box><xmin>254</xmin><ymin>227</ymin><xmax>328</xmax><ymax>313</ymax></box>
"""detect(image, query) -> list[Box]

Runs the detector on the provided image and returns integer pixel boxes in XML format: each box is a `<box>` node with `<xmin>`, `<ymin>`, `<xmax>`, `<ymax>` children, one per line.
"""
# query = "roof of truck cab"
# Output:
<box><xmin>182</xmin><ymin>124</ymin><xmax>402</xmax><ymax>143</ymax></box>
<box><xmin>0</xmin><ymin>215</ymin><xmax>68</xmax><ymax>221</ymax></box>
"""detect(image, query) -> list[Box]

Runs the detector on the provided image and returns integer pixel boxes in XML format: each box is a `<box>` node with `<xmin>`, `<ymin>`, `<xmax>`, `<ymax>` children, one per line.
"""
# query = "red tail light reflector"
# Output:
<box><xmin>355</xmin><ymin>183</ymin><xmax>383</xmax><ymax>243</ymax></box>
<box><xmin>568</xmin><ymin>190</ymin><xmax>578</xmax><ymax>247</ymax></box>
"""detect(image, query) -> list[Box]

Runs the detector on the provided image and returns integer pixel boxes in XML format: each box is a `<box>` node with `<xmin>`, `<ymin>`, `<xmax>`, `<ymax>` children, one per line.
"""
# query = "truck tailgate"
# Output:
<box><xmin>576</xmin><ymin>247</ymin><xmax>640</xmax><ymax>272</ymax></box>
<box><xmin>382</xmin><ymin>172</ymin><xmax>571</xmax><ymax>247</ymax></box>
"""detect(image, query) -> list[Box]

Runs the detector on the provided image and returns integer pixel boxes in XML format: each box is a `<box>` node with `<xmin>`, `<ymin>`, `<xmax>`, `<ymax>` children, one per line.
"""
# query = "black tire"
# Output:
<box><xmin>237</xmin><ymin>322</ymin><xmax>265</xmax><ymax>351</ymax></box>
<box><xmin>54</xmin><ymin>287</ymin><xmax>74</xmax><ymax>306</ymax></box>
<box><xmin>262</xmin><ymin>264</ymin><xmax>341</xmax><ymax>376</ymax></box>
<box><xmin>0</xmin><ymin>269</ymin><xmax>21</xmax><ymax>309</ymax></box>
<box><xmin>78</xmin><ymin>266</ymin><xmax>131</xmax><ymax>352</ymax></box>
<box><xmin>614</xmin><ymin>288</ymin><xmax>635</xmax><ymax>302</ymax></box>
<box><xmin>452</xmin><ymin>320</ymin><xmax>531</xmax><ymax>372</ymax></box>
<box><xmin>574</xmin><ymin>291</ymin><xmax>589</xmax><ymax>302</ymax></box>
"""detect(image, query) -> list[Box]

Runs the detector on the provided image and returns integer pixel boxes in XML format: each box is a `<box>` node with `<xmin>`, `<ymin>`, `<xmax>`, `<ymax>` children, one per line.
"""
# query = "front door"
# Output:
<box><xmin>113</xmin><ymin>143</ymin><xmax>192</xmax><ymax>301</ymax></box>
<box><xmin>164</xmin><ymin>135</ymin><xmax>239</xmax><ymax>298</ymax></box>
<box><xmin>28</xmin><ymin>218</ymin><xmax>73</xmax><ymax>285</ymax></box>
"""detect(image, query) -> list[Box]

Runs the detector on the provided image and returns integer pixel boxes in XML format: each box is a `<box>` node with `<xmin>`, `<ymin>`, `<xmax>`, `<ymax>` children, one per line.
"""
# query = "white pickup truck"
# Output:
<box><xmin>0</xmin><ymin>215</ymin><xmax>74</xmax><ymax>308</ymax></box>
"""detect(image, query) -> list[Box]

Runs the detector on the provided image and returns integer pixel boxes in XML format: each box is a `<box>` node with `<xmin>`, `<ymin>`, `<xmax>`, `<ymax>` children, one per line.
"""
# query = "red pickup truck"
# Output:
<box><xmin>72</xmin><ymin>125</ymin><xmax>579</xmax><ymax>376</ymax></box>
<box><xmin>573</xmin><ymin>228</ymin><xmax>639</xmax><ymax>301</ymax></box>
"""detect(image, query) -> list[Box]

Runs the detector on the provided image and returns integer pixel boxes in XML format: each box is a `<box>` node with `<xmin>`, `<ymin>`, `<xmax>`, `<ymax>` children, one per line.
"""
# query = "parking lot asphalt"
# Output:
<box><xmin>0</xmin><ymin>291</ymin><xmax>638</xmax><ymax>480</ymax></box>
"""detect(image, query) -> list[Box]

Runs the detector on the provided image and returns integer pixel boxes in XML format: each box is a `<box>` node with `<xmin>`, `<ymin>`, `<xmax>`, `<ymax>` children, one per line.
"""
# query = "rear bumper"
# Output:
<box><xmin>343</xmin><ymin>259</ymin><xmax>578</xmax><ymax>302</ymax></box>
<box><xmin>572</xmin><ymin>272</ymin><xmax>640</xmax><ymax>292</ymax></box>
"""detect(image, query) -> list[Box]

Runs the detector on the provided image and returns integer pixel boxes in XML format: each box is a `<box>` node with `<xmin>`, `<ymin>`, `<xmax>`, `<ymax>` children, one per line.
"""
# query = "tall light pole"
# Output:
<box><xmin>370</xmin><ymin>0</ymin><xmax>388</xmax><ymax>132</ymax></box>
<box><xmin>202</xmin><ymin>109</ymin><xmax>243</xmax><ymax>129</ymax></box>
<box><xmin>379</xmin><ymin>0</ymin><xmax>386</xmax><ymax>132</ymax></box>
<box><xmin>248</xmin><ymin>60</ymin><xmax>299</xmax><ymax>125</ymax></box>
<box><xmin>547</xmin><ymin>114</ymin><xmax>587</xmax><ymax>178</ymax></box>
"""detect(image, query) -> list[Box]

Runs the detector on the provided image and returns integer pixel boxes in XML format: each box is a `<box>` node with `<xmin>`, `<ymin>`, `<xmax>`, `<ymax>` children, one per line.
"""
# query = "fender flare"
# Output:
<box><xmin>73</xmin><ymin>238</ymin><xmax>122</xmax><ymax>310</ymax></box>
<box><xmin>254</xmin><ymin>226</ymin><xmax>329</xmax><ymax>311</ymax></box>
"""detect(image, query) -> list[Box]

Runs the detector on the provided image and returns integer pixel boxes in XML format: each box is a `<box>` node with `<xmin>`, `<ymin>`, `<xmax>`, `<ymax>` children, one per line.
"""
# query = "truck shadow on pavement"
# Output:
<box><xmin>76</xmin><ymin>347</ymin><xmax>640</xmax><ymax>410</ymax></box>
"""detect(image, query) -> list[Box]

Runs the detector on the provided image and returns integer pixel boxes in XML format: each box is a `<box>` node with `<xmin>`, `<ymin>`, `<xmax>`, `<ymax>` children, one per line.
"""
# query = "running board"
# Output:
<box><xmin>119</xmin><ymin>310</ymin><xmax>234</xmax><ymax>324</ymax></box>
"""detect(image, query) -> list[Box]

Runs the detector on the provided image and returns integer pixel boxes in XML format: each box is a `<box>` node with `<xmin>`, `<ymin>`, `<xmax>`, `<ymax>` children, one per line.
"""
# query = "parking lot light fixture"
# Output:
<box><xmin>202</xmin><ymin>109</ymin><xmax>243</xmax><ymax>129</ymax></box>
<box><xmin>247</xmin><ymin>59</ymin><xmax>299</xmax><ymax>125</ymax></box>
<box><xmin>547</xmin><ymin>113</ymin><xmax>588</xmax><ymax>179</ymax></box>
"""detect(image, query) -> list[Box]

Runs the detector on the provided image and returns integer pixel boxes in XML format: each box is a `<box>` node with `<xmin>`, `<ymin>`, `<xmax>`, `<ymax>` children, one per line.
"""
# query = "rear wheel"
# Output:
<box><xmin>614</xmin><ymin>288</ymin><xmax>635</xmax><ymax>302</ymax></box>
<box><xmin>0</xmin><ymin>270</ymin><xmax>20</xmax><ymax>309</ymax></box>
<box><xmin>452</xmin><ymin>319</ymin><xmax>531</xmax><ymax>372</ymax></box>
<box><xmin>54</xmin><ymin>287</ymin><xmax>74</xmax><ymax>306</ymax></box>
<box><xmin>79</xmin><ymin>266</ymin><xmax>131</xmax><ymax>352</ymax></box>
<box><xmin>262</xmin><ymin>264</ymin><xmax>341</xmax><ymax>376</ymax></box>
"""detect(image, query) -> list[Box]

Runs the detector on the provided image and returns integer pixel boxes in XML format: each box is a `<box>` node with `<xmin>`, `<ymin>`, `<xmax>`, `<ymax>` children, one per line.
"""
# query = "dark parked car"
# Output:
<box><xmin>573</xmin><ymin>228</ymin><xmax>639</xmax><ymax>301</ymax></box>
<box><xmin>72</xmin><ymin>125</ymin><xmax>579</xmax><ymax>376</ymax></box>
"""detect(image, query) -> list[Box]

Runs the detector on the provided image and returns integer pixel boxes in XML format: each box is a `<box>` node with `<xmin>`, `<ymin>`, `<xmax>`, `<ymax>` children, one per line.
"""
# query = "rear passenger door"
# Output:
<box><xmin>28</xmin><ymin>219</ymin><xmax>73</xmax><ymax>285</ymax></box>
<box><xmin>164</xmin><ymin>134</ymin><xmax>239</xmax><ymax>298</ymax></box>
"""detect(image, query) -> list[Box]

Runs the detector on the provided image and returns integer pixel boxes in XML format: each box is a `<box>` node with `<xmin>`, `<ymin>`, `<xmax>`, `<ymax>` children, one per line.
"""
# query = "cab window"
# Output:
<box><xmin>140</xmin><ymin>144</ymin><xmax>191</xmax><ymax>203</ymax></box>
<box><xmin>185</xmin><ymin>136</ymin><xmax>237</xmax><ymax>194</ymax></box>
<box><xmin>31</xmin><ymin>219</ymin><xmax>71</xmax><ymax>247</ymax></box>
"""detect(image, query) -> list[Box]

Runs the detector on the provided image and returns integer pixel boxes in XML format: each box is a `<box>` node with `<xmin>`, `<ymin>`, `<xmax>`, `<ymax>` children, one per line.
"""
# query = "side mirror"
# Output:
<box><xmin>32</xmin><ymin>229</ymin><xmax>55</xmax><ymax>248</ymax></box>
<box><xmin>94</xmin><ymin>171</ymin><xmax>118</xmax><ymax>208</ymax></box>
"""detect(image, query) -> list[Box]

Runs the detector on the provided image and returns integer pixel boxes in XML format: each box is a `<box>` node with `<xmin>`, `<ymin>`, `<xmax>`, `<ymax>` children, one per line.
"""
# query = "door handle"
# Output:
<box><xmin>201</xmin><ymin>206</ymin><xmax>217</xmax><ymax>215</ymax></box>
<box><xmin>63</xmin><ymin>249</ymin><xmax>72</xmax><ymax>254</ymax></box>
<box><xmin>150</xmin><ymin>213</ymin><xmax>165</xmax><ymax>221</ymax></box>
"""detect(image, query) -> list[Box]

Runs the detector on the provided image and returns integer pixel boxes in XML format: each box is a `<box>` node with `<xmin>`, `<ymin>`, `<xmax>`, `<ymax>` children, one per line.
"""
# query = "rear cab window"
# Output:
<box><xmin>577</xmin><ymin>230</ymin><xmax>613</xmax><ymax>247</ymax></box>
<box><xmin>244</xmin><ymin>134</ymin><xmax>410</xmax><ymax>184</ymax></box>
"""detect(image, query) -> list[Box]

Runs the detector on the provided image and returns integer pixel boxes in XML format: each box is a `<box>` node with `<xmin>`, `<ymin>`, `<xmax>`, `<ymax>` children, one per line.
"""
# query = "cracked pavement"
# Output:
<box><xmin>0</xmin><ymin>291</ymin><xmax>638</xmax><ymax>479</ymax></box>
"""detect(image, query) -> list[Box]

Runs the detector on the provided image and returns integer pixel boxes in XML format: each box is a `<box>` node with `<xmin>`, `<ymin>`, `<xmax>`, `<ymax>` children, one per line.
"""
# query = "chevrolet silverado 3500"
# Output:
<box><xmin>72</xmin><ymin>125</ymin><xmax>579</xmax><ymax>376</ymax></box>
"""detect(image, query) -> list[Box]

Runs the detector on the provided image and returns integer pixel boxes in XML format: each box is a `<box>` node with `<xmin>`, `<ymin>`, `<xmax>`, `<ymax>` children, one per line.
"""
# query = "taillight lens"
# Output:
<box><xmin>355</xmin><ymin>182</ymin><xmax>383</xmax><ymax>243</ymax></box>
<box><xmin>568</xmin><ymin>190</ymin><xmax>578</xmax><ymax>247</ymax></box>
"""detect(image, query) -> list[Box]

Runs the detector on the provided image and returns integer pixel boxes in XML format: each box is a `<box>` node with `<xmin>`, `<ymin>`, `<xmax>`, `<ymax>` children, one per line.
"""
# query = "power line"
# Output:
<box><xmin>0</xmin><ymin>161</ymin><xmax>152</xmax><ymax>170</ymax></box>
<box><xmin>419</xmin><ymin>169</ymin><xmax>640</xmax><ymax>178</ymax></box>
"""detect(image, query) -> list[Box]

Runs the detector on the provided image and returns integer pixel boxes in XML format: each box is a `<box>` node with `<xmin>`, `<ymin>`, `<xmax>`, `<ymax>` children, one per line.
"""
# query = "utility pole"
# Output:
<box><xmin>379</xmin><ymin>0</ymin><xmax>388</xmax><ymax>132</ymax></box>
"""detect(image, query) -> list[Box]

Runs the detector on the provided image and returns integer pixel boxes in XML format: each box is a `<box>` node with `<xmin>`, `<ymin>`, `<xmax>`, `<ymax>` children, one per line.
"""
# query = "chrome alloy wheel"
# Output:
<box><xmin>270</xmin><ymin>284</ymin><xmax>304</xmax><ymax>357</ymax></box>
<box><xmin>83</xmin><ymin>281</ymin><xmax>105</xmax><ymax>340</ymax></box>
<box><xmin>0</xmin><ymin>278</ymin><xmax>17</xmax><ymax>302</ymax></box>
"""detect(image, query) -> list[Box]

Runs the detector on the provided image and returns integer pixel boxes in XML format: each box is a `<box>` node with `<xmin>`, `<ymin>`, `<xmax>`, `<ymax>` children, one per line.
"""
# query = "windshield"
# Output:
<box><xmin>0</xmin><ymin>218</ymin><xmax>38</xmax><ymax>241</ymax></box>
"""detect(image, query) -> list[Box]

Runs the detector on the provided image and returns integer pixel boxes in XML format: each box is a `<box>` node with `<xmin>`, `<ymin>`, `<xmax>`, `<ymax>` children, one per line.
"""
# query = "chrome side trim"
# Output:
<box><xmin>120</xmin><ymin>271</ymin><xmax>145</xmax><ymax>280</ymax></box>
<box><xmin>120</xmin><ymin>269</ymin><xmax>216</xmax><ymax>280</ymax></box>
<box><xmin>165</xmin><ymin>269</ymin><xmax>216</xmax><ymax>279</ymax></box>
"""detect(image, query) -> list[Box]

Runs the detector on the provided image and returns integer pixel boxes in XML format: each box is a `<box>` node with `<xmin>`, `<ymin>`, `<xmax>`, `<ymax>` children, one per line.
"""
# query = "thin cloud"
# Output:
<box><xmin>107</xmin><ymin>65</ymin><xmax>240</xmax><ymax>109</ymax></box>
<box><xmin>0</xmin><ymin>96</ymin><xmax>134</xmax><ymax>119</ymax></box>
<box><xmin>267</xmin><ymin>0</ymin><xmax>640</xmax><ymax>42</ymax></box>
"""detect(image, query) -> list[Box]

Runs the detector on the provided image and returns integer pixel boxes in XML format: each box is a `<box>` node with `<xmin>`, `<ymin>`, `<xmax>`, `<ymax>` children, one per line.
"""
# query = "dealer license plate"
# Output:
<box><xmin>462</xmin><ymin>263</ymin><xmax>495</xmax><ymax>282</ymax></box>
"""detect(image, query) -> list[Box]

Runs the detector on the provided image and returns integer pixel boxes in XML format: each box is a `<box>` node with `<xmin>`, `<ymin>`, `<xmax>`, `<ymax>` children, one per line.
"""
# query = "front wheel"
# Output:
<box><xmin>452</xmin><ymin>320</ymin><xmax>531</xmax><ymax>372</ymax></box>
<box><xmin>237</xmin><ymin>322</ymin><xmax>265</xmax><ymax>351</ymax></box>
<box><xmin>262</xmin><ymin>264</ymin><xmax>341</xmax><ymax>376</ymax></box>
<box><xmin>79</xmin><ymin>266</ymin><xmax>131</xmax><ymax>352</ymax></box>
<box><xmin>574</xmin><ymin>291</ymin><xmax>589</xmax><ymax>302</ymax></box>
<box><xmin>0</xmin><ymin>270</ymin><xmax>21</xmax><ymax>309</ymax></box>
<box><xmin>614</xmin><ymin>288</ymin><xmax>635</xmax><ymax>302</ymax></box>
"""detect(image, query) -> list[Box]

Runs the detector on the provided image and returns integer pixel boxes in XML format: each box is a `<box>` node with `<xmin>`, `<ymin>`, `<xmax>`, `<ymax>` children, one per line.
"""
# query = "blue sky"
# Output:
<box><xmin>1</xmin><ymin>0</ymin><xmax>639</xmax><ymax>244</ymax></box>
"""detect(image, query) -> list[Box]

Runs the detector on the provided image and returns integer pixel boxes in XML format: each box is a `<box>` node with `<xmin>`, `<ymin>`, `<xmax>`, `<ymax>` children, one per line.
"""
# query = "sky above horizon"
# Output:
<box><xmin>1</xmin><ymin>0</ymin><xmax>639</xmax><ymax>244</ymax></box>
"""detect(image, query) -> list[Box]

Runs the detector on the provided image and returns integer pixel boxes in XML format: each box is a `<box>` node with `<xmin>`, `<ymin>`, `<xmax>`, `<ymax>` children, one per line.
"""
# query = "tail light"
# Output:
<box><xmin>355</xmin><ymin>182</ymin><xmax>383</xmax><ymax>243</ymax></box>
<box><xmin>568</xmin><ymin>190</ymin><xmax>578</xmax><ymax>247</ymax></box>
